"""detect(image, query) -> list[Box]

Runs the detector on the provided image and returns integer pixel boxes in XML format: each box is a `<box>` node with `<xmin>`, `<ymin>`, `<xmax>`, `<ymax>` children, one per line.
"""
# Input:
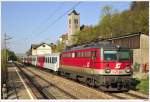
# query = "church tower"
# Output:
<box><xmin>68</xmin><ymin>10</ymin><xmax>80</xmax><ymax>45</ymax></box>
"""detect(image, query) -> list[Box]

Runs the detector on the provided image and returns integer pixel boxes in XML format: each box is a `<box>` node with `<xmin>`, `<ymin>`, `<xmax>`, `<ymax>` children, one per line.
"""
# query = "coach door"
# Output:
<box><xmin>90</xmin><ymin>51</ymin><xmax>97</xmax><ymax>74</ymax></box>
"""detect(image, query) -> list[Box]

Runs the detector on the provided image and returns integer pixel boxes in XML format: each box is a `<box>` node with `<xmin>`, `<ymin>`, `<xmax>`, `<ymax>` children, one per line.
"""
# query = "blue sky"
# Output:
<box><xmin>2</xmin><ymin>1</ymin><xmax>131</xmax><ymax>53</ymax></box>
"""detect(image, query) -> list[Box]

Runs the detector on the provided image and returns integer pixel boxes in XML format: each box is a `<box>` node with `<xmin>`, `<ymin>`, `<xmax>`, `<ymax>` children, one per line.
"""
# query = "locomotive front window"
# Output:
<box><xmin>118</xmin><ymin>51</ymin><xmax>130</xmax><ymax>61</ymax></box>
<box><xmin>104</xmin><ymin>51</ymin><xmax>117</xmax><ymax>61</ymax></box>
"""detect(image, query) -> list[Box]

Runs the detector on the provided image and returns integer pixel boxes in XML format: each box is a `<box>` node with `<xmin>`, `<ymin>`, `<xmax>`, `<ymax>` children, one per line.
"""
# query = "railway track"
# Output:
<box><xmin>15</xmin><ymin>63</ymin><xmax>54</xmax><ymax>99</ymax></box>
<box><xmin>15</xmin><ymin>63</ymin><xmax>78</xmax><ymax>99</ymax></box>
<box><xmin>16</xmin><ymin>62</ymin><xmax>149</xmax><ymax>99</ymax></box>
<box><xmin>125</xmin><ymin>90</ymin><xmax>149</xmax><ymax>99</ymax></box>
<box><xmin>34</xmin><ymin>67</ymin><xmax>149</xmax><ymax>99</ymax></box>
<box><xmin>109</xmin><ymin>90</ymin><xmax>149</xmax><ymax>99</ymax></box>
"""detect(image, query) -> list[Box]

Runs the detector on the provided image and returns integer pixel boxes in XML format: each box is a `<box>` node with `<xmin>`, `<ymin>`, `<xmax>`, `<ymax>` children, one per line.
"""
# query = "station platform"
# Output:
<box><xmin>7</xmin><ymin>64</ymin><xmax>34</xmax><ymax>99</ymax></box>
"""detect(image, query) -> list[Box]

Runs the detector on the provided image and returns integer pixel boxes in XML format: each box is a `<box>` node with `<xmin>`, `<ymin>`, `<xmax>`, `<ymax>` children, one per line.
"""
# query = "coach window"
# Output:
<box><xmin>52</xmin><ymin>57</ymin><xmax>54</xmax><ymax>63</ymax></box>
<box><xmin>50</xmin><ymin>57</ymin><xmax>52</xmax><ymax>63</ymax></box>
<box><xmin>46</xmin><ymin>57</ymin><xmax>47</xmax><ymax>63</ymax></box>
<box><xmin>50</xmin><ymin>57</ymin><xmax>51</xmax><ymax>63</ymax></box>
<box><xmin>80</xmin><ymin>52</ymin><xmax>82</xmax><ymax>57</ymax></box>
<box><xmin>48</xmin><ymin>57</ymin><xmax>50</xmax><ymax>63</ymax></box>
<box><xmin>91</xmin><ymin>51</ymin><xmax>96</xmax><ymax>59</ymax></box>
<box><xmin>77</xmin><ymin>52</ymin><xmax>80</xmax><ymax>57</ymax></box>
<box><xmin>54</xmin><ymin>57</ymin><xmax>57</xmax><ymax>63</ymax></box>
<box><xmin>47</xmin><ymin>57</ymin><xmax>49</xmax><ymax>63</ymax></box>
<box><xmin>75</xmin><ymin>52</ymin><xmax>77</xmax><ymax>58</ymax></box>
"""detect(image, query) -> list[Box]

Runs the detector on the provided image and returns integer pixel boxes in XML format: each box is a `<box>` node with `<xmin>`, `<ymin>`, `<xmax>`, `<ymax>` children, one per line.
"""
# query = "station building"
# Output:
<box><xmin>27</xmin><ymin>43</ymin><xmax>52</xmax><ymax>56</ymax></box>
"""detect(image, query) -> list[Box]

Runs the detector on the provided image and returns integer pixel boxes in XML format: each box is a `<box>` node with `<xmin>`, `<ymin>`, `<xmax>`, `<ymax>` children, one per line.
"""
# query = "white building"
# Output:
<box><xmin>30</xmin><ymin>43</ymin><xmax>52</xmax><ymax>55</ymax></box>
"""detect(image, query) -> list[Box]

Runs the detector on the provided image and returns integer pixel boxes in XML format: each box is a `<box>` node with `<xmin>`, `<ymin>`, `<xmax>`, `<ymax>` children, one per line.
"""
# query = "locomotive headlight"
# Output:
<box><xmin>125</xmin><ymin>64</ymin><xmax>131</xmax><ymax>73</ymax></box>
<box><xmin>105</xmin><ymin>68</ymin><xmax>111</xmax><ymax>73</ymax></box>
<box><xmin>125</xmin><ymin>68</ymin><xmax>131</xmax><ymax>73</ymax></box>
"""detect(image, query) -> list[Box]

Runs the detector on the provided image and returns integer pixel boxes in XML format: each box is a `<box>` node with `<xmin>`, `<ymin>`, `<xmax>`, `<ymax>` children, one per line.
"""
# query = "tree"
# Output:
<box><xmin>72</xmin><ymin>1</ymin><xmax>149</xmax><ymax>46</ymax></box>
<box><xmin>55</xmin><ymin>41</ymin><xmax>66</xmax><ymax>52</ymax></box>
<box><xmin>1</xmin><ymin>49</ymin><xmax>17</xmax><ymax>61</ymax></box>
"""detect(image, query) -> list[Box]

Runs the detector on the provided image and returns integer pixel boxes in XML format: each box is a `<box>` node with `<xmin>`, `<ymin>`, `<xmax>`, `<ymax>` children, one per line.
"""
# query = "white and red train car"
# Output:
<box><xmin>22</xmin><ymin>41</ymin><xmax>133</xmax><ymax>91</ymax></box>
<box><xmin>23</xmin><ymin>53</ymin><xmax>60</xmax><ymax>71</ymax></box>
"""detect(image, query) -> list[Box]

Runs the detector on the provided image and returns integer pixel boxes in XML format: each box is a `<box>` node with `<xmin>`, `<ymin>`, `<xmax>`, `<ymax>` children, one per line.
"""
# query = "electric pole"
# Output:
<box><xmin>2</xmin><ymin>33</ymin><xmax>12</xmax><ymax>99</ymax></box>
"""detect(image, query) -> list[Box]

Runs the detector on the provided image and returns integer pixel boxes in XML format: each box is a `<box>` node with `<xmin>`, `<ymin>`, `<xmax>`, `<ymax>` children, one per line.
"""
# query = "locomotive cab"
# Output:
<box><xmin>99</xmin><ymin>46</ymin><xmax>133</xmax><ymax>91</ymax></box>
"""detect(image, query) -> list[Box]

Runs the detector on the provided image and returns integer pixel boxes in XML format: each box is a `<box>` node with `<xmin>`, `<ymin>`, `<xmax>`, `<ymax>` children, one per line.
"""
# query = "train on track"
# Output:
<box><xmin>22</xmin><ymin>41</ymin><xmax>133</xmax><ymax>91</ymax></box>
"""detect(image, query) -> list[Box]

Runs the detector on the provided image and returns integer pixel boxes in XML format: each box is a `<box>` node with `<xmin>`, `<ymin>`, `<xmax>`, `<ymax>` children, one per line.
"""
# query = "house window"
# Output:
<box><xmin>43</xmin><ymin>45</ymin><xmax>45</xmax><ymax>47</ymax></box>
<box><xmin>69</xmin><ymin>19</ymin><xmax>71</xmax><ymax>24</ymax></box>
<box><xmin>74</xmin><ymin>19</ymin><xmax>78</xmax><ymax>24</ymax></box>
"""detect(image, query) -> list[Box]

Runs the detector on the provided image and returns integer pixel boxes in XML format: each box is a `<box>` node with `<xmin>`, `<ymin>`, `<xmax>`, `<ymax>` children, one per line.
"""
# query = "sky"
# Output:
<box><xmin>1</xmin><ymin>1</ymin><xmax>131</xmax><ymax>54</ymax></box>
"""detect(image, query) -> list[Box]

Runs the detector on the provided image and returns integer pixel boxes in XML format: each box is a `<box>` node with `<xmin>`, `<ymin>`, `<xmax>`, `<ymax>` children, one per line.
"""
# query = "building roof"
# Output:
<box><xmin>31</xmin><ymin>42</ymin><xmax>51</xmax><ymax>49</ymax></box>
<box><xmin>66</xmin><ymin>32</ymin><xmax>146</xmax><ymax>51</ymax></box>
<box><xmin>92</xmin><ymin>32</ymin><xmax>146</xmax><ymax>42</ymax></box>
<box><xmin>68</xmin><ymin>10</ymin><xmax>79</xmax><ymax>15</ymax></box>
<box><xmin>65</xmin><ymin>41</ymin><xmax>129</xmax><ymax>52</ymax></box>
<box><xmin>80</xmin><ymin>25</ymin><xmax>92</xmax><ymax>31</ymax></box>
<box><xmin>59</xmin><ymin>33</ymin><xmax>68</xmax><ymax>38</ymax></box>
<box><xmin>106</xmin><ymin>32</ymin><xmax>146</xmax><ymax>41</ymax></box>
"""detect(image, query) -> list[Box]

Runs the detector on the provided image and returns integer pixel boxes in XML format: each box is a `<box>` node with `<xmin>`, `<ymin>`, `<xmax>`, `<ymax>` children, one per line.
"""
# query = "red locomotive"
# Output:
<box><xmin>22</xmin><ymin>41</ymin><xmax>133</xmax><ymax>91</ymax></box>
<box><xmin>59</xmin><ymin>41</ymin><xmax>133</xmax><ymax>91</ymax></box>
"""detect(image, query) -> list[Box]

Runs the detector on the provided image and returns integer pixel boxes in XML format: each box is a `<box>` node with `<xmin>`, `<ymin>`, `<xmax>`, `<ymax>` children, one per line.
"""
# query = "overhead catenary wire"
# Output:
<box><xmin>12</xmin><ymin>3</ymin><xmax>65</xmax><ymax>53</ymax></box>
<box><xmin>18</xmin><ymin>3</ymin><xmax>64</xmax><ymax>42</ymax></box>
<box><xmin>29</xmin><ymin>3</ymin><xmax>65</xmax><ymax>40</ymax></box>
<box><xmin>32</xmin><ymin>2</ymin><xmax>81</xmax><ymax>43</ymax></box>
<box><xmin>15</xmin><ymin>2</ymin><xmax>81</xmax><ymax>53</ymax></box>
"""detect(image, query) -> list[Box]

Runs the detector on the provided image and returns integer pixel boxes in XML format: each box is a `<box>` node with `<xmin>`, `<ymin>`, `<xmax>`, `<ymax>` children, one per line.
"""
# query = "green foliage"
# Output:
<box><xmin>1</xmin><ymin>49</ymin><xmax>17</xmax><ymax>84</ymax></box>
<box><xmin>73</xmin><ymin>1</ymin><xmax>149</xmax><ymax>45</ymax></box>
<box><xmin>1</xmin><ymin>49</ymin><xmax>17</xmax><ymax>61</ymax></box>
<box><xmin>55</xmin><ymin>41</ymin><xmax>66</xmax><ymax>52</ymax></box>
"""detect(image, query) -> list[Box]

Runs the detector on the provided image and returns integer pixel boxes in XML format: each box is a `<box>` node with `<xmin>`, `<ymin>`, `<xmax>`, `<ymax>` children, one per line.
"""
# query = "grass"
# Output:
<box><xmin>137</xmin><ymin>78</ymin><xmax>149</xmax><ymax>94</ymax></box>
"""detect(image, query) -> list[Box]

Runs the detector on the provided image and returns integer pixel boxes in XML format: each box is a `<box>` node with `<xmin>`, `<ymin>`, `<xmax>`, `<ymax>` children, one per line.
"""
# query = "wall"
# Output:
<box><xmin>32</xmin><ymin>49</ymin><xmax>37</xmax><ymax>55</ymax></box>
<box><xmin>113</xmin><ymin>35</ymin><xmax>140</xmax><ymax>49</ymax></box>
<box><xmin>133</xmin><ymin>34</ymin><xmax>149</xmax><ymax>79</ymax></box>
